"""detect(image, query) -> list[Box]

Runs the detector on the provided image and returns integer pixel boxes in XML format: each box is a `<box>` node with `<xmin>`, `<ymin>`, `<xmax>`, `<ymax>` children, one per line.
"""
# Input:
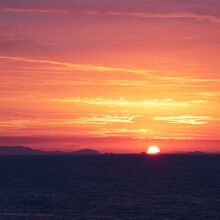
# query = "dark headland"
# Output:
<box><xmin>72</xmin><ymin>149</ymin><xmax>100</xmax><ymax>155</ymax></box>
<box><xmin>0</xmin><ymin>146</ymin><xmax>100</xmax><ymax>155</ymax></box>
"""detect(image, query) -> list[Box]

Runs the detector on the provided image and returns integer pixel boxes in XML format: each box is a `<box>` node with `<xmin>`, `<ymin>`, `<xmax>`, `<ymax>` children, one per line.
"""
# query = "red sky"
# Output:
<box><xmin>0</xmin><ymin>0</ymin><xmax>220</xmax><ymax>153</ymax></box>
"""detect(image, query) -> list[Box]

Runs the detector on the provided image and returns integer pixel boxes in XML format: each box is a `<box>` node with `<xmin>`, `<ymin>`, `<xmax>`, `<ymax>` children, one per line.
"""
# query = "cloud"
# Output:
<box><xmin>100</xmin><ymin>128</ymin><xmax>152</xmax><ymax>138</ymax></box>
<box><xmin>51</xmin><ymin>97</ymin><xmax>207</xmax><ymax>107</ymax></box>
<box><xmin>0</xmin><ymin>36</ymin><xmax>51</xmax><ymax>54</ymax></box>
<box><xmin>152</xmin><ymin>75</ymin><xmax>220</xmax><ymax>83</ymax></box>
<box><xmin>73</xmin><ymin>115</ymin><xmax>137</xmax><ymax>125</ymax></box>
<box><xmin>0</xmin><ymin>55</ymin><xmax>155</xmax><ymax>76</ymax></box>
<box><xmin>0</xmin><ymin>115</ymin><xmax>137</xmax><ymax>128</ymax></box>
<box><xmin>1</xmin><ymin>6</ymin><xmax>220</xmax><ymax>24</ymax></box>
<box><xmin>152</xmin><ymin>116</ymin><xmax>214</xmax><ymax>125</ymax></box>
<box><xmin>105</xmin><ymin>11</ymin><xmax>220</xmax><ymax>24</ymax></box>
<box><xmin>1</xmin><ymin>56</ymin><xmax>219</xmax><ymax>86</ymax></box>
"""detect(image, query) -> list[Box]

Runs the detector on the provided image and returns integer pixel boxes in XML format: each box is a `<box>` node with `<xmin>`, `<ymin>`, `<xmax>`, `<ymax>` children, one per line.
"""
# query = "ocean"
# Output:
<box><xmin>0</xmin><ymin>154</ymin><xmax>219</xmax><ymax>219</ymax></box>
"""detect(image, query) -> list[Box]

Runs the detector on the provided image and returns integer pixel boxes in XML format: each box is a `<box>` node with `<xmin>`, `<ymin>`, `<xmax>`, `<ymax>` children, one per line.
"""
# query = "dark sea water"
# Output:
<box><xmin>0</xmin><ymin>154</ymin><xmax>219</xmax><ymax>220</ymax></box>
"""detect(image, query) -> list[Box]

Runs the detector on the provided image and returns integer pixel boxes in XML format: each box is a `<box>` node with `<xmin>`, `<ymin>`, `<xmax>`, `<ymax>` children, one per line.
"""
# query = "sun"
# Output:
<box><xmin>147</xmin><ymin>146</ymin><xmax>160</xmax><ymax>155</ymax></box>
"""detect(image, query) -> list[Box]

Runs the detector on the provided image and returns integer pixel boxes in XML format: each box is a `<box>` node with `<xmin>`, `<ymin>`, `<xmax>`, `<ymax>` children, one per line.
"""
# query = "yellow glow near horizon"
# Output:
<box><xmin>0</xmin><ymin>1</ymin><xmax>220</xmax><ymax>153</ymax></box>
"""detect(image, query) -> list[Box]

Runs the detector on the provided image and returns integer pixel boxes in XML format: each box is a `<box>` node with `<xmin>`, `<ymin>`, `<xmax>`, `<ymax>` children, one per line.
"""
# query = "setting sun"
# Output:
<box><xmin>147</xmin><ymin>146</ymin><xmax>160</xmax><ymax>155</ymax></box>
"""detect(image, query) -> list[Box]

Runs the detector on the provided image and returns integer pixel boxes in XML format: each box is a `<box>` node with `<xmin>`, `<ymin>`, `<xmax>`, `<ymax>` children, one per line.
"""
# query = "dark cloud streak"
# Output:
<box><xmin>0</xmin><ymin>0</ymin><xmax>220</xmax><ymax>24</ymax></box>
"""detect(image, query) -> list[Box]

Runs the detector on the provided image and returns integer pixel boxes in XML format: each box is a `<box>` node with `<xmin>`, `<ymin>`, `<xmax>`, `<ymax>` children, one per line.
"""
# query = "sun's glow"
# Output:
<box><xmin>0</xmin><ymin>1</ymin><xmax>220</xmax><ymax>154</ymax></box>
<box><xmin>147</xmin><ymin>146</ymin><xmax>160</xmax><ymax>155</ymax></box>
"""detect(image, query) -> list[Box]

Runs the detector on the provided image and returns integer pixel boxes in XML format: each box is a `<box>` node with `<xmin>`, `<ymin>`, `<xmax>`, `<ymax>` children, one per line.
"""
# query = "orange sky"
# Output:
<box><xmin>0</xmin><ymin>1</ymin><xmax>220</xmax><ymax>153</ymax></box>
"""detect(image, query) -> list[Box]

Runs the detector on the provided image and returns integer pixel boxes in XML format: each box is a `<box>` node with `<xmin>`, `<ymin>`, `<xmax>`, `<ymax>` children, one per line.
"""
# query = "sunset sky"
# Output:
<box><xmin>0</xmin><ymin>0</ymin><xmax>220</xmax><ymax>153</ymax></box>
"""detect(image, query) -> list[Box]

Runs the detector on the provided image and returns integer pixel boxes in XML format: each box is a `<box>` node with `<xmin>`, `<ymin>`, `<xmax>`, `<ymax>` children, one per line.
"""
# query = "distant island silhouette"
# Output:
<box><xmin>72</xmin><ymin>149</ymin><xmax>100</xmax><ymax>155</ymax></box>
<box><xmin>0</xmin><ymin>146</ymin><xmax>100</xmax><ymax>155</ymax></box>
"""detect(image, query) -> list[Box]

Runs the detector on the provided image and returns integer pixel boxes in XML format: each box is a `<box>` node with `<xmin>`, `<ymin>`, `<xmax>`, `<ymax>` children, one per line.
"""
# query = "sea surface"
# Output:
<box><xmin>0</xmin><ymin>154</ymin><xmax>219</xmax><ymax>220</ymax></box>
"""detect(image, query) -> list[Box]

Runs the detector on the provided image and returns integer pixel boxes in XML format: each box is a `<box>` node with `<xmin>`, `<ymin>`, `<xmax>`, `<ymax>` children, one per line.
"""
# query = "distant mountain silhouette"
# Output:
<box><xmin>71</xmin><ymin>149</ymin><xmax>100</xmax><ymax>155</ymax></box>
<box><xmin>0</xmin><ymin>146</ymin><xmax>100</xmax><ymax>155</ymax></box>
<box><xmin>140</xmin><ymin>151</ymin><xmax>147</xmax><ymax>155</ymax></box>
<box><xmin>0</xmin><ymin>146</ymin><xmax>44</xmax><ymax>155</ymax></box>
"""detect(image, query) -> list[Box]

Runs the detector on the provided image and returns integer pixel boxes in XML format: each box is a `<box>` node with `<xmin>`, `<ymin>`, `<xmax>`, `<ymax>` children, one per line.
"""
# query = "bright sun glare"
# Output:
<box><xmin>147</xmin><ymin>146</ymin><xmax>160</xmax><ymax>155</ymax></box>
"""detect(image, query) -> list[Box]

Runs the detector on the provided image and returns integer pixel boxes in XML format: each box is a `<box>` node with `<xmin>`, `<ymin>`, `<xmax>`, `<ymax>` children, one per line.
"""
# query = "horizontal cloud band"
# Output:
<box><xmin>0</xmin><ymin>7</ymin><xmax>220</xmax><ymax>24</ymax></box>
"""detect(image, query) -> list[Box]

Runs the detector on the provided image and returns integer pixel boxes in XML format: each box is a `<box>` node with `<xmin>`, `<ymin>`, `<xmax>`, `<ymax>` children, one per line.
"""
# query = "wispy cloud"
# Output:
<box><xmin>1</xmin><ymin>7</ymin><xmax>220</xmax><ymax>24</ymax></box>
<box><xmin>153</xmin><ymin>116</ymin><xmax>214</xmax><ymax>125</ymax></box>
<box><xmin>51</xmin><ymin>97</ymin><xmax>206</xmax><ymax>107</ymax></box>
<box><xmin>100</xmin><ymin>128</ymin><xmax>152</xmax><ymax>138</ymax></box>
<box><xmin>152</xmin><ymin>75</ymin><xmax>220</xmax><ymax>83</ymax></box>
<box><xmin>0</xmin><ymin>7</ymin><xmax>69</xmax><ymax>14</ymax></box>
<box><xmin>1</xmin><ymin>56</ymin><xmax>219</xmax><ymax>86</ymax></box>
<box><xmin>0</xmin><ymin>56</ymin><xmax>156</xmax><ymax>76</ymax></box>
<box><xmin>0</xmin><ymin>115</ymin><xmax>137</xmax><ymax>127</ymax></box>
<box><xmin>105</xmin><ymin>11</ymin><xmax>220</xmax><ymax>24</ymax></box>
<box><xmin>73</xmin><ymin>115</ymin><xmax>137</xmax><ymax>125</ymax></box>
